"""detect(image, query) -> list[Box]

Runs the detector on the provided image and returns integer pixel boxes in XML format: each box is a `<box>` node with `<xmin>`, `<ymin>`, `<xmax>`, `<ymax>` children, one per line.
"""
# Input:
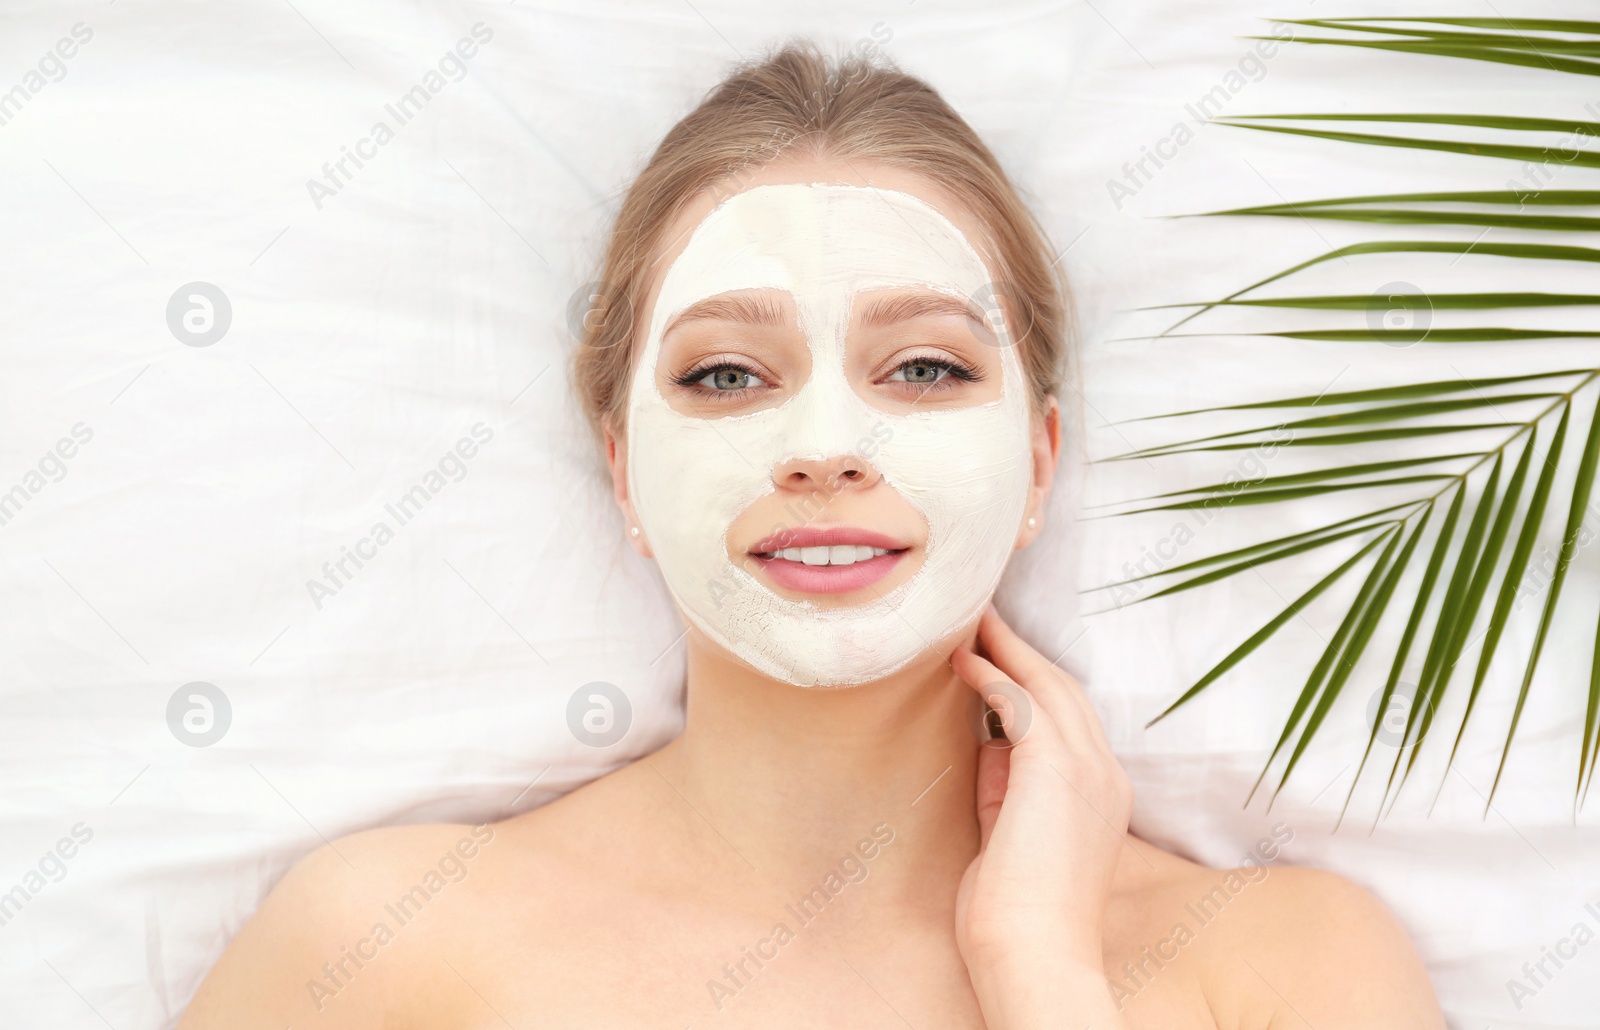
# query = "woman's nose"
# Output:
<box><xmin>772</xmin><ymin>452</ymin><xmax>882</xmax><ymax>493</ymax></box>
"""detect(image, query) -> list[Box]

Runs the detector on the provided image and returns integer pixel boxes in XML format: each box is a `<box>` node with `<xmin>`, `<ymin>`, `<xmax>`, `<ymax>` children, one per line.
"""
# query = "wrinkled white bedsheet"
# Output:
<box><xmin>0</xmin><ymin>0</ymin><xmax>1595</xmax><ymax>1026</ymax></box>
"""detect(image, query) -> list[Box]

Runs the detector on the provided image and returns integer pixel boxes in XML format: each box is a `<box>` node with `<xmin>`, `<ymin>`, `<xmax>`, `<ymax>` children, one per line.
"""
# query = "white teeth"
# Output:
<box><xmin>770</xmin><ymin>545</ymin><xmax>891</xmax><ymax>566</ymax></box>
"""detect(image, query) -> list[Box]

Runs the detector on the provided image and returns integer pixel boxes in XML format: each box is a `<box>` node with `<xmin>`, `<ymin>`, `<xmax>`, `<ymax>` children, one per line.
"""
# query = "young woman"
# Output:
<box><xmin>179</xmin><ymin>43</ymin><xmax>1445</xmax><ymax>1029</ymax></box>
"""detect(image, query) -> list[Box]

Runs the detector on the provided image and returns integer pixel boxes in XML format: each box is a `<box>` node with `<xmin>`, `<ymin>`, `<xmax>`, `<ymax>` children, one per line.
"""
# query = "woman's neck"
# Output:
<box><xmin>647</xmin><ymin>624</ymin><xmax>983</xmax><ymax>911</ymax></box>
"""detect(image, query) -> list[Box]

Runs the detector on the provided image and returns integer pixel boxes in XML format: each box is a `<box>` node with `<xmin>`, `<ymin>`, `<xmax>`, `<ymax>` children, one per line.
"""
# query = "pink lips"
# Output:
<box><xmin>748</xmin><ymin>526</ymin><xmax>910</xmax><ymax>596</ymax></box>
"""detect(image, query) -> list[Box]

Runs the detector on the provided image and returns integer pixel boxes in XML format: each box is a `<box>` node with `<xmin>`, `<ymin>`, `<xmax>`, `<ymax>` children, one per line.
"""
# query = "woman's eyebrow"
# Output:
<box><xmin>664</xmin><ymin>293</ymin><xmax>789</xmax><ymax>335</ymax></box>
<box><xmin>662</xmin><ymin>290</ymin><xmax>994</xmax><ymax>339</ymax></box>
<box><xmin>858</xmin><ymin>292</ymin><xmax>991</xmax><ymax>336</ymax></box>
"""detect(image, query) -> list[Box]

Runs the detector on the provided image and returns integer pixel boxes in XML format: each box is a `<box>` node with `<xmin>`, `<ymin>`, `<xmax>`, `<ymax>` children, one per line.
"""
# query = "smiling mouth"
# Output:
<box><xmin>747</xmin><ymin>528</ymin><xmax>911</xmax><ymax>595</ymax></box>
<box><xmin>754</xmin><ymin>543</ymin><xmax>895</xmax><ymax>565</ymax></box>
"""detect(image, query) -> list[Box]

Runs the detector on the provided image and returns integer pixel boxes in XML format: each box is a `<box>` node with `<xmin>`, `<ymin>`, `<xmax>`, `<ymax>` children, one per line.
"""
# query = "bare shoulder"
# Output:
<box><xmin>177</xmin><ymin>757</ymin><xmax>665</xmax><ymax>1029</ymax></box>
<box><xmin>1239</xmin><ymin>865</ymin><xmax>1442</xmax><ymax>1025</ymax></box>
<box><xmin>177</xmin><ymin>820</ymin><xmax>500</xmax><ymax>1029</ymax></box>
<box><xmin>1172</xmin><ymin>858</ymin><xmax>1445</xmax><ymax>1029</ymax></box>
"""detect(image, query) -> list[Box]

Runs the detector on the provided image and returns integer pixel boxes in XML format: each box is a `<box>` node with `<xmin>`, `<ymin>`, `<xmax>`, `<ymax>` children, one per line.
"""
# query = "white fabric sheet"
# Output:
<box><xmin>0</xmin><ymin>1</ymin><xmax>1595</xmax><ymax>1026</ymax></box>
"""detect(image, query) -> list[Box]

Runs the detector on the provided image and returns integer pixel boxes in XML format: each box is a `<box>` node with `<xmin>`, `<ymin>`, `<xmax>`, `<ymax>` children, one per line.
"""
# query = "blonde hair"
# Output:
<box><xmin>571</xmin><ymin>39</ymin><xmax>1074</xmax><ymax>442</ymax></box>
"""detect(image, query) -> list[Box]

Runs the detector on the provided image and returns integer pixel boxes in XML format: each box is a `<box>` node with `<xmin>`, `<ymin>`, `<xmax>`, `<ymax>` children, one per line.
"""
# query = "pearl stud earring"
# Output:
<box><xmin>630</xmin><ymin>526</ymin><xmax>640</xmax><ymax>538</ymax></box>
<box><xmin>1027</xmin><ymin>516</ymin><xmax>1037</xmax><ymax>528</ymax></box>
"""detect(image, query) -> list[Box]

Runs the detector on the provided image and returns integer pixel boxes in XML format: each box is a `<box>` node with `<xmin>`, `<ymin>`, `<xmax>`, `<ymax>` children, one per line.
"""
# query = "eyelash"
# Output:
<box><xmin>671</xmin><ymin>352</ymin><xmax>984</xmax><ymax>399</ymax></box>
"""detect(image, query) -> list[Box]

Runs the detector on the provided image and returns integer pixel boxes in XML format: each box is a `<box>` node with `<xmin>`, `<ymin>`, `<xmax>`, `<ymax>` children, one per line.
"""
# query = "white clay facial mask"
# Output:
<box><xmin>625</xmin><ymin>183</ymin><xmax>1033</xmax><ymax>687</ymax></box>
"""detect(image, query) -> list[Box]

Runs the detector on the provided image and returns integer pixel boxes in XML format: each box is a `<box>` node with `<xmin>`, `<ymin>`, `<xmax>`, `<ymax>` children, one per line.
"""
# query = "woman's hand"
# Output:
<box><xmin>950</xmin><ymin>606</ymin><xmax>1135</xmax><ymax>1030</ymax></box>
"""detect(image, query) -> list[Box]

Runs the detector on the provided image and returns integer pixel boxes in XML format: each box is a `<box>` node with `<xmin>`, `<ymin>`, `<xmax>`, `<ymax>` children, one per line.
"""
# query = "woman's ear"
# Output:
<box><xmin>1014</xmin><ymin>394</ymin><xmax>1061</xmax><ymax>549</ymax></box>
<box><xmin>603</xmin><ymin>419</ymin><xmax>652</xmax><ymax>558</ymax></box>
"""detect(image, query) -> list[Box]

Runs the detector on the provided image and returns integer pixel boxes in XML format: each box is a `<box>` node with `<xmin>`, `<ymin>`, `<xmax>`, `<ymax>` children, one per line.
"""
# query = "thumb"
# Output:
<box><xmin>974</xmin><ymin>739</ymin><xmax>1010</xmax><ymax>852</ymax></box>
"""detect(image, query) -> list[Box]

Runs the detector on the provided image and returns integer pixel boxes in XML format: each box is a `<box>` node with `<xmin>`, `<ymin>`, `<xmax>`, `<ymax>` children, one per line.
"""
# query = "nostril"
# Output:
<box><xmin>774</xmin><ymin>457</ymin><xmax>877</xmax><ymax>489</ymax></box>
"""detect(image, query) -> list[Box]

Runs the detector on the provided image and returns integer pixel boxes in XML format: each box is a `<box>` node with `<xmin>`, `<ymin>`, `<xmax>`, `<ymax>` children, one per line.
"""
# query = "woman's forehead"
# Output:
<box><xmin>648</xmin><ymin>183</ymin><xmax>998</xmax><ymax>335</ymax></box>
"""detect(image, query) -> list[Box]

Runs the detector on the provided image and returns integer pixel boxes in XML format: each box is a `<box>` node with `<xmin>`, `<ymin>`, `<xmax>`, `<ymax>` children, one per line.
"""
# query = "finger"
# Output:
<box><xmin>956</xmin><ymin>645</ymin><xmax>1134</xmax><ymax>841</ymax></box>
<box><xmin>974</xmin><ymin>605</ymin><xmax>1062</xmax><ymax>686</ymax></box>
<box><xmin>973</xmin><ymin>738</ymin><xmax>1010</xmax><ymax>852</ymax></box>
<box><xmin>977</xmin><ymin>608</ymin><xmax>1114</xmax><ymax>757</ymax></box>
<box><xmin>951</xmin><ymin>645</ymin><xmax>1062</xmax><ymax>752</ymax></box>
<box><xmin>972</xmin><ymin>613</ymin><xmax>1102</xmax><ymax>759</ymax></box>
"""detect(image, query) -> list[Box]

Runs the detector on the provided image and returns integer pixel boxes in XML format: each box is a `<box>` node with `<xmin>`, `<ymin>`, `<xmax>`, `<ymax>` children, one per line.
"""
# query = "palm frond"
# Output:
<box><xmin>1149</xmin><ymin>241</ymin><xmax>1600</xmax><ymax>338</ymax></box>
<box><xmin>1093</xmin><ymin>14</ymin><xmax>1600</xmax><ymax>816</ymax></box>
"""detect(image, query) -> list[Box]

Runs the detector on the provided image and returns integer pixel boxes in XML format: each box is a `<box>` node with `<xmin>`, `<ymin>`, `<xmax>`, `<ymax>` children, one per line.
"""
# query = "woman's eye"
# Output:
<box><xmin>681</xmin><ymin>364</ymin><xmax>767</xmax><ymax>393</ymax></box>
<box><xmin>890</xmin><ymin>360</ymin><xmax>951</xmax><ymax>386</ymax></box>
<box><xmin>885</xmin><ymin>356</ymin><xmax>979</xmax><ymax>391</ymax></box>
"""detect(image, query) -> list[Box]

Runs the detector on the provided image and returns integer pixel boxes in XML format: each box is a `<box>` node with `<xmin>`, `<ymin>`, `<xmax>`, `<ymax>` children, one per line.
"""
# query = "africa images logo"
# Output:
<box><xmin>306</xmin><ymin>22</ymin><xmax>495</xmax><ymax>211</ymax></box>
<box><xmin>305</xmin><ymin>423</ymin><xmax>494</xmax><ymax>609</ymax></box>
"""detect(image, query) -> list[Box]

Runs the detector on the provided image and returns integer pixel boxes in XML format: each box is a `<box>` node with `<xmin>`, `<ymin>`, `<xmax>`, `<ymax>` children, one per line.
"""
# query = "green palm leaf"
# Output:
<box><xmin>1170</xmin><ymin>329</ymin><xmax>1600</xmax><ymax>344</ymax></box>
<box><xmin>1093</xmin><ymin>15</ymin><xmax>1600</xmax><ymax>816</ymax></box>
<box><xmin>1555</xmin><ymin>406</ymin><xmax>1600</xmax><ymax>804</ymax></box>
<box><xmin>1308</xmin><ymin>17</ymin><xmax>1600</xmax><ymax>33</ymax></box>
<box><xmin>1151</xmin><ymin>295</ymin><xmax>1600</xmax><ymax>310</ymax></box>
<box><xmin>1284</xmin><ymin>22</ymin><xmax>1600</xmax><ymax>55</ymax></box>
<box><xmin>1247</xmin><ymin>524</ymin><xmax>1406</xmax><ymax>808</ymax></box>
<box><xmin>1277</xmin><ymin>514</ymin><xmax>1430</xmax><ymax>804</ymax></box>
<box><xmin>1384</xmin><ymin>455</ymin><xmax>1504</xmax><ymax>811</ymax></box>
<box><xmin>1144</xmin><ymin>532</ymin><xmax>1397</xmax><ymax>728</ymax></box>
<box><xmin>1104</xmin><ymin>424</ymin><xmax>1516</xmax><ymax>462</ymax></box>
<box><xmin>1428</xmin><ymin>426</ymin><xmax>1545</xmax><ymax>813</ymax></box>
<box><xmin>1082</xmin><ymin>518</ymin><xmax>1409</xmax><ymax>616</ymax></box>
<box><xmin>1085</xmin><ymin>501</ymin><xmax>1426</xmax><ymax>599</ymax></box>
<box><xmin>1340</xmin><ymin>492</ymin><xmax>1457</xmax><ymax>831</ymax></box>
<box><xmin>1113</xmin><ymin>370</ymin><xmax>1592</xmax><ymax>422</ymax></box>
<box><xmin>1484</xmin><ymin>406</ymin><xmax>1587</xmax><ymax>809</ymax></box>
<box><xmin>1197</xmin><ymin>189</ymin><xmax>1600</xmax><ymax>208</ymax></box>
<box><xmin>1245</xmin><ymin>34</ymin><xmax>1600</xmax><ymax>77</ymax></box>
<box><xmin>1150</xmin><ymin>241</ymin><xmax>1600</xmax><ymax>338</ymax></box>
<box><xmin>1213</xmin><ymin>115</ymin><xmax>1600</xmax><ymax>172</ymax></box>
